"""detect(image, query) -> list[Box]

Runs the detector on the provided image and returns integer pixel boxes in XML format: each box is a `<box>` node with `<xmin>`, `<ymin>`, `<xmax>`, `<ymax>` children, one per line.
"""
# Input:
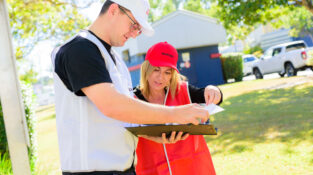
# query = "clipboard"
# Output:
<box><xmin>126</xmin><ymin>124</ymin><xmax>217</xmax><ymax>137</ymax></box>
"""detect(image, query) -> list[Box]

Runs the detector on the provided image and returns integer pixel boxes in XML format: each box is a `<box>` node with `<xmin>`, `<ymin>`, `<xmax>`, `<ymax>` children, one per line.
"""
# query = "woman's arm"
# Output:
<box><xmin>188</xmin><ymin>84</ymin><xmax>223</xmax><ymax>105</ymax></box>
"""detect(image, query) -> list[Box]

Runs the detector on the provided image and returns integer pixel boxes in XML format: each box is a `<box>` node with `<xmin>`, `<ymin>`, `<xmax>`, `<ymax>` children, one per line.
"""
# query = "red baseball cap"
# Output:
<box><xmin>145</xmin><ymin>42</ymin><xmax>179</xmax><ymax>72</ymax></box>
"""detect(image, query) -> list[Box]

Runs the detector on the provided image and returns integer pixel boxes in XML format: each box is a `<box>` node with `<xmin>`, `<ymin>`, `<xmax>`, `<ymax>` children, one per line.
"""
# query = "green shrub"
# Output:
<box><xmin>243</xmin><ymin>44</ymin><xmax>263</xmax><ymax>55</ymax></box>
<box><xmin>0</xmin><ymin>152</ymin><xmax>13</xmax><ymax>175</ymax></box>
<box><xmin>220</xmin><ymin>53</ymin><xmax>244</xmax><ymax>82</ymax></box>
<box><xmin>0</xmin><ymin>81</ymin><xmax>37</xmax><ymax>174</ymax></box>
<box><xmin>243</xmin><ymin>45</ymin><xmax>263</xmax><ymax>58</ymax></box>
<box><xmin>0</xmin><ymin>103</ymin><xmax>8</xmax><ymax>155</ymax></box>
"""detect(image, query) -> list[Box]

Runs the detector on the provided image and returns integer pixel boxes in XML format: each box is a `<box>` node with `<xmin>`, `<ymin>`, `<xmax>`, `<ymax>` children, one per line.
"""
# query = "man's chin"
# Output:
<box><xmin>113</xmin><ymin>42</ymin><xmax>125</xmax><ymax>47</ymax></box>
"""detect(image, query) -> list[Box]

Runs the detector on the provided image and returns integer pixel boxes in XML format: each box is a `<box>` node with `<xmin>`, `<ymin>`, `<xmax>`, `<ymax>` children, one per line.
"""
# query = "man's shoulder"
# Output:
<box><xmin>58</xmin><ymin>36</ymin><xmax>99</xmax><ymax>56</ymax></box>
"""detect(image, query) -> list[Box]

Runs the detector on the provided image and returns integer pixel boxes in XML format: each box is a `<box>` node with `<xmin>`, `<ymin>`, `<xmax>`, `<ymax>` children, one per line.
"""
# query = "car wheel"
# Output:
<box><xmin>279</xmin><ymin>73</ymin><xmax>285</xmax><ymax>77</ymax></box>
<box><xmin>285</xmin><ymin>63</ymin><xmax>297</xmax><ymax>77</ymax></box>
<box><xmin>254</xmin><ymin>68</ymin><xmax>263</xmax><ymax>79</ymax></box>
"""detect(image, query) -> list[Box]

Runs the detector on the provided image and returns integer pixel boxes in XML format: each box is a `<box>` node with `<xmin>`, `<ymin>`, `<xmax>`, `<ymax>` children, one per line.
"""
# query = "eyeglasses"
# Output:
<box><xmin>118</xmin><ymin>6</ymin><xmax>142</xmax><ymax>36</ymax></box>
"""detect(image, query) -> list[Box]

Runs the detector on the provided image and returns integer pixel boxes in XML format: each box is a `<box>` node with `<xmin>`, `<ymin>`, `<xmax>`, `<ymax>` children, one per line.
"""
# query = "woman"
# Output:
<box><xmin>134</xmin><ymin>42</ymin><xmax>222</xmax><ymax>175</ymax></box>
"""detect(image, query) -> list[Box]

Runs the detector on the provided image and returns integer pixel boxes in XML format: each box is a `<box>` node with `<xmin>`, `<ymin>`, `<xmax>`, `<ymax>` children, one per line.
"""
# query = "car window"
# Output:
<box><xmin>264</xmin><ymin>49</ymin><xmax>273</xmax><ymax>58</ymax></box>
<box><xmin>286</xmin><ymin>43</ymin><xmax>306</xmax><ymax>52</ymax></box>
<box><xmin>272</xmin><ymin>48</ymin><xmax>282</xmax><ymax>56</ymax></box>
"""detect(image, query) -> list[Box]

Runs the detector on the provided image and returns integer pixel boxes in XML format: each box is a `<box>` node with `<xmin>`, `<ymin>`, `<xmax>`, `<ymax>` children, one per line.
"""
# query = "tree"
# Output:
<box><xmin>275</xmin><ymin>6</ymin><xmax>313</xmax><ymax>41</ymax></box>
<box><xmin>213</xmin><ymin>0</ymin><xmax>313</xmax><ymax>30</ymax></box>
<box><xmin>7</xmin><ymin>0</ymin><xmax>92</xmax><ymax>83</ymax></box>
<box><xmin>148</xmin><ymin>0</ymin><xmax>181</xmax><ymax>22</ymax></box>
<box><xmin>203</xmin><ymin>2</ymin><xmax>255</xmax><ymax>45</ymax></box>
<box><xmin>209</xmin><ymin>0</ymin><xmax>313</xmax><ymax>46</ymax></box>
<box><xmin>183</xmin><ymin>0</ymin><xmax>211</xmax><ymax>15</ymax></box>
<box><xmin>148</xmin><ymin>0</ymin><xmax>210</xmax><ymax>22</ymax></box>
<box><xmin>8</xmin><ymin>0</ymin><xmax>91</xmax><ymax>60</ymax></box>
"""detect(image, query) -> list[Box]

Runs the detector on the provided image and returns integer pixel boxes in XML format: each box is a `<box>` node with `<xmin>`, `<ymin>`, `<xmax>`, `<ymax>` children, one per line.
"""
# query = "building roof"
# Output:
<box><xmin>114</xmin><ymin>10</ymin><xmax>226</xmax><ymax>56</ymax></box>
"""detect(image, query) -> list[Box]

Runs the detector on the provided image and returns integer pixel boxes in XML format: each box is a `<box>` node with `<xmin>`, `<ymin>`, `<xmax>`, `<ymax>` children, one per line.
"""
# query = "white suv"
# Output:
<box><xmin>252</xmin><ymin>40</ymin><xmax>313</xmax><ymax>79</ymax></box>
<box><xmin>243</xmin><ymin>55</ymin><xmax>258</xmax><ymax>76</ymax></box>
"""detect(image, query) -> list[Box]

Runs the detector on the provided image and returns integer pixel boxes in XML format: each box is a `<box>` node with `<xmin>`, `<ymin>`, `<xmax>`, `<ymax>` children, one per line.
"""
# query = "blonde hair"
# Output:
<box><xmin>140</xmin><ymin>60</ymin><xmax>183</xmax><ymax>100</ymax></box>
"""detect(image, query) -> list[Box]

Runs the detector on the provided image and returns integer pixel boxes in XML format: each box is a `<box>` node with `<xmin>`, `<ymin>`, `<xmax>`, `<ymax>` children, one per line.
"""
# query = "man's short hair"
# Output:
<box><xmin>99</xmin><ymin>0</ymin><xmax>114</xmax><ymax>15</ymax></box>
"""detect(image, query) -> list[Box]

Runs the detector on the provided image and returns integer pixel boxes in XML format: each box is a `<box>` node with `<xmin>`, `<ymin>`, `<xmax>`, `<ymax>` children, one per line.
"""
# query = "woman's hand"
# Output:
<box><xmin>204</xmin><ymin>85</ymin><xmax>222</xmax><ymax>105</ymax></box>
<box><xmin>139</xmin><ymin>131</ymin><xmax>189</xmax><ymax>144</ymax></box>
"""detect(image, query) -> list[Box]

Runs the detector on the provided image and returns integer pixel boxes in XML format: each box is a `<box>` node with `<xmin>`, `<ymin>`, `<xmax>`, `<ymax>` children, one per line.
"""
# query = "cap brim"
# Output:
<box><xmin>132</xmin><ymin>13</ymin><xmax>154</xmax><ymax>36</ymax></box>
<box><xmin>148</xmin><ymin>59</ymin><xmax>179</xmax><ymax>72</ymax></box>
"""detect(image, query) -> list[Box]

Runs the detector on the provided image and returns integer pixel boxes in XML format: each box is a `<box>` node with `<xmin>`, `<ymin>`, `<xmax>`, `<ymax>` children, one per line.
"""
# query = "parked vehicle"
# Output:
<box><xmin>252</xmin><ymin>40</ymin><xmax>313</xmax><ymax>79</ymax></box>
<box><xmin>243</xmin><ymin>54</ymin><xmax>258</xmax><ymax>76</ymax></box>
<box><xmin>307</xmin><ymin>49</ymin><xmax>313</xmax><ymax>70</ymax></box>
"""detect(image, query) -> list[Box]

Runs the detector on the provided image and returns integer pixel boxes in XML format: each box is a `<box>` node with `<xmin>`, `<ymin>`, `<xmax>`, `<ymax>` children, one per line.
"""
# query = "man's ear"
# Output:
<box><xmin>107</xmin><ymin>3</ymin><xmax>119</xmax><ymax>16</ymax></box>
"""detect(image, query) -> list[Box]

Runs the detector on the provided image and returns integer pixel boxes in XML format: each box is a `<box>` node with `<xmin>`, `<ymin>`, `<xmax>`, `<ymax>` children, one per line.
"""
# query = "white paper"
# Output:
<box><xmin>200</xmin><ymin>103</ymin><xmax>224</xmax><ymax>115</ymax></box>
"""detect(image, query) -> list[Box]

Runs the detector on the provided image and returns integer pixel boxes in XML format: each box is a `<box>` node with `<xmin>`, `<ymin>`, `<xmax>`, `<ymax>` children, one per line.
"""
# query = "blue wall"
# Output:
<box><xmin>177</xmin><ymin>45</ymin><xmax>225</xmax><ymax>88</ymax></box>
<box><xmin>126</xmin><ymin>45</ymin><xmax>225</xmax><ymax>88</ymax></box>
<box><xmin>125</xmin><ymin>55</ymin><xmax>145</xmax><ymax>86</ymax></box>
<box><xmin>293</xmin><ymin>35</ymin><xmax>313</xmax><ymax>47</ymax></box>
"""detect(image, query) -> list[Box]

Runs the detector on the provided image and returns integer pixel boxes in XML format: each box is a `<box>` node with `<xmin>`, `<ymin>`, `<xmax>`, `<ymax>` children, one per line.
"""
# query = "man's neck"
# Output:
<box><xmin>88</xmin><ymin>17</ymin><xmax>112</xmax><ymax>46</ymax></box>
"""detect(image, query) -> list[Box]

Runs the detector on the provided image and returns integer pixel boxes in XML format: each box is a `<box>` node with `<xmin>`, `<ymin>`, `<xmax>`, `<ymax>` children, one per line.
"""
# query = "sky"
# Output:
<box><xmin>27</xmin><ymin>2</ymin><xmax>102</xmax><ymax>78</ymax></box>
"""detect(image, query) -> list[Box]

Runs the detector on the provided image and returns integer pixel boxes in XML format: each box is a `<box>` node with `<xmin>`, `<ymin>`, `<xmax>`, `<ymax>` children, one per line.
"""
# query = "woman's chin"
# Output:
<box><xmin>150</xmin><ymin>85</ymin><xmax>166</xmax><ymax>91</ymax></box>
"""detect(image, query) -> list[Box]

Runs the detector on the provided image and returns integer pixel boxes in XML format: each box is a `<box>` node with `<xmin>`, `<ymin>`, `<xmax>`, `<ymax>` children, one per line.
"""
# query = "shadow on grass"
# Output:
<box><xmin>206</xmin><ymin>85</ymin><xmax>313</xmax><ymax>155</ymax></box>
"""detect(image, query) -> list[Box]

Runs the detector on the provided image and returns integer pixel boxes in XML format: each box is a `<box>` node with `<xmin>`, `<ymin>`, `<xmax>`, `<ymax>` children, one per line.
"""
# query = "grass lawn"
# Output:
<box><xmin>35</xmin><ymin>76</ymin><xmax>313</xmax><ymax>175</ymax></box>
<box><xmin>35</xmin><ymin>105</ymin><xmax>61</xmax><ymax>175</ymax></box>
<box><xmin>207</xmin><ymin>77</ymin><xmax>313</xmax><ymax>175</ymax></box>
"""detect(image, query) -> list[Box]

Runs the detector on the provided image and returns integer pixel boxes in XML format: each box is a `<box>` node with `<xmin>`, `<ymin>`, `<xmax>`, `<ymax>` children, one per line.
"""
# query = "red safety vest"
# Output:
<box><xmin>136</xmin><ymin>82</ymin><xmax>216</xmax><ymax>175</ymax></box>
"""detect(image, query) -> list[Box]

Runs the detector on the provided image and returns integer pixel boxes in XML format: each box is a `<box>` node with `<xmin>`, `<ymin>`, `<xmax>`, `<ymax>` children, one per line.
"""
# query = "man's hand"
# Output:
<box><xmin>171</xmin><ymin>104</ymin><xmax>210</xmax><ymax>125</ymax></box>
<box><xmin>139</xmin><ymin>131</ymin><xmax>189</xmax><ymax>144</ymax></box>
<box><xmin>204</xmin><ymin>85</ymin><xmax>222</xmax><ymax>105</ymax></box>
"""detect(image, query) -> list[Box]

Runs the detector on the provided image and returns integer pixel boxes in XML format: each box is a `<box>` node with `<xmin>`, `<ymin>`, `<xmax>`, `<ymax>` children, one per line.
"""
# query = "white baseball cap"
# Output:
<box><xmin>110</xmin><ymin>0</ymin><xmax>154</xmax><ymax>36</ymax></box>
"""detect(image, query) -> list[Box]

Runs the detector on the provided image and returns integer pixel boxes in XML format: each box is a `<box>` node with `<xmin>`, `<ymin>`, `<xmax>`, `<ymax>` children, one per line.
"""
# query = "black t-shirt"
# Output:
<box><xmin>133</xmin><ymin>84</ymin><xmax>223</xmax><ymax>105</ymax></box>
<box><xmin>54</xmin><ymin>31</ymin><xmax>114</xmax><ymax>96</ymax></box>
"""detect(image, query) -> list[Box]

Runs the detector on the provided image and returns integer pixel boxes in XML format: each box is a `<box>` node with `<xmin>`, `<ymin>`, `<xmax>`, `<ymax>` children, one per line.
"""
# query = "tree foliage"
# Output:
<box><xmin>7</xmin><ymin>0</ymin><xmax>91</xmax><ymax>60</ymax></box>
<box><xmin>274</xmin><ymin>6</ymin><xmax>313</xmax><ymax>40</ymax></box>
<box><xmin>212</xmin><ymin>0</ymin><xmax>313</xmax><ymax>43</ymax></box>
<box><xmin>214</xmin><ymin>0</ymin><xmax>313</xmax><ymax>29</ymax></box>
<box><xmin>148</xmin><ymin>0</ymin><xmax>211</xmax><ymax>22</ymax></box>
<box><xmin>7</xmin><ymin>0</ymin><xmax>92</xmax><ymax>84</ymax></box>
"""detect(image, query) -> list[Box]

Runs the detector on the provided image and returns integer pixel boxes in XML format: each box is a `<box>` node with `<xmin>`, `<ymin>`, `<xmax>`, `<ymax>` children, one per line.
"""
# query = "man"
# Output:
<box><xmin>51</xmin><ymin>0</ymin><xmax>222</xmax><ymax>174</ymax></box>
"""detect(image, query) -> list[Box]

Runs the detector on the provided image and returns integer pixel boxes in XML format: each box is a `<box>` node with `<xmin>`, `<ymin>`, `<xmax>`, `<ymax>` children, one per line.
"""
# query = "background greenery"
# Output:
<box><xmin>29</xmin><ymin>76</ymin><xmax>313</xmax><ymax>175</ymax></box>
<box><xmin>2</xmin><ymin>0</ymin><xmax>313</xmax><ymax>174</ymax></box>
<box><xmin>208</xmin><ymin>78</ymin><xmax>313</xmax><ymax>175</ymax></box>
<box><xmin>0</xmin><ymin>81</ymin><xmax>37</xmax><ymax>174</ymax></box>
<box><xmin>220</xmin><ymin>53</ymin><xmax>244</xmax><ymax>82</ymax></box>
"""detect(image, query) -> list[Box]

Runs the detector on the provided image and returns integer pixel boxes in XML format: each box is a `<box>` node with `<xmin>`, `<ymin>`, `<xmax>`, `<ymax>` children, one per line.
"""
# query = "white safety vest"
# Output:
<box><xmin>51</xmin><ymin>30</ymin><xmax>137</xmax><ymax>172</ymax></box>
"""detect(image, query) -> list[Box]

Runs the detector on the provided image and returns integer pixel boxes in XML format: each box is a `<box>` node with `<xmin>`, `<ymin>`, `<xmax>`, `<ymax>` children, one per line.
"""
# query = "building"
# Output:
<box><xmin>114</xmin><ymin>10</ymin><xmax>227</xmax><ymax>87</ymax></box>
<box><xmin>246</xmin><ymin>25</ymin><xmax>313</xmax><ymax>51</ymax></box>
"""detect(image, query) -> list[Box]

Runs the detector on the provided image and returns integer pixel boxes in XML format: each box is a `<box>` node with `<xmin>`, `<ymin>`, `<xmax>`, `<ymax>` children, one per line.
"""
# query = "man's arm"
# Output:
<box><xmin>82</xmin><ymin>83</ymin><xmax>209</xmax><ymax>125</ymax></box>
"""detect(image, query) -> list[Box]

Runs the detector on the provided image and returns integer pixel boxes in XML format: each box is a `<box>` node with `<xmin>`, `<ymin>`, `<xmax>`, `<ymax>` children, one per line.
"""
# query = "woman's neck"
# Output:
<box><xmin>147</xmin><ymin>89</ymin><xmax>166</xmax><ymax>105</ymax></box>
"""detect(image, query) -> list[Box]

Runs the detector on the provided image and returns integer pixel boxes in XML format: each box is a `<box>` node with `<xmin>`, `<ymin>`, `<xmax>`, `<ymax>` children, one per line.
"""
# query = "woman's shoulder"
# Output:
<box><xmin>133</xmin><ymin>86</ymin><xmax>141</xmax><ymax>96</ymax></box>
<box><xmin>133</xmin><ymin>86</ymin><xmax>147</xmax><ymax>101</ymax></box>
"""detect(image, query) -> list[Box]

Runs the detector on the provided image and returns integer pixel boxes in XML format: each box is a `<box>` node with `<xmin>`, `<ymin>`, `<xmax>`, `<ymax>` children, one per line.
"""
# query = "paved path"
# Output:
<box><xmin>243</xmin><ymin>68</ymin><xmax>313</xmax><ymax>81</ymax></box>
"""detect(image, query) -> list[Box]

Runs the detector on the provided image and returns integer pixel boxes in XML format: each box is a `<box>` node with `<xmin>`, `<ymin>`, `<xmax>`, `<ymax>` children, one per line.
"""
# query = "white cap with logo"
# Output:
<box><xmin>110</xmin><ymin>0</ymin><xmax>154</xmax><ymax>36</ymax></box>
